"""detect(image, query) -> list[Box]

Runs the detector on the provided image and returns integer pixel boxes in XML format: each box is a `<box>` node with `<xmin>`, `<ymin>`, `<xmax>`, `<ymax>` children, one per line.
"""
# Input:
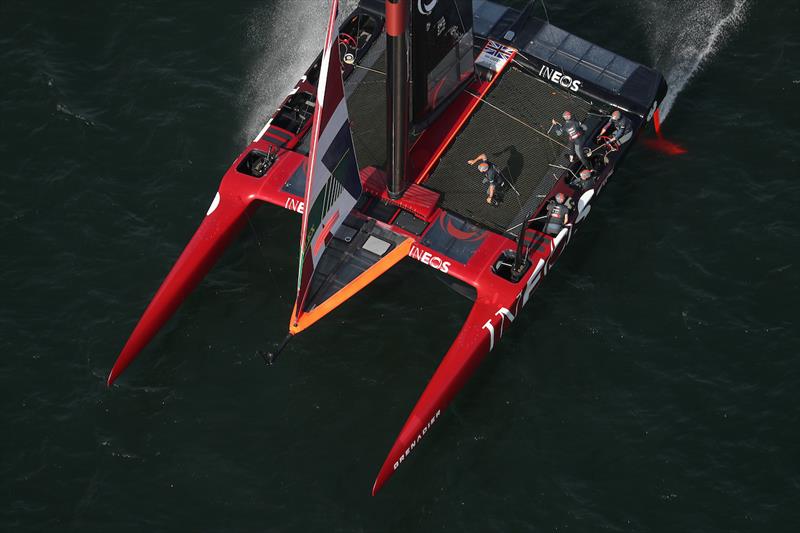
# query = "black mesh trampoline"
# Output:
<box><xmin>421</xmin><ymin>67</ymin><xmax>592</xmax><ymax>236</ymax></box>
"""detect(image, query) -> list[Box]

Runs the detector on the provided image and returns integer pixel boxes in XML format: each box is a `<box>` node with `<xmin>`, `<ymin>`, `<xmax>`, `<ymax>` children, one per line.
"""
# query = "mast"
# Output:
<box><xmin>385</xmin><ymin>0</ymin><xmax>410</xmax><ymax>199</ymax></box>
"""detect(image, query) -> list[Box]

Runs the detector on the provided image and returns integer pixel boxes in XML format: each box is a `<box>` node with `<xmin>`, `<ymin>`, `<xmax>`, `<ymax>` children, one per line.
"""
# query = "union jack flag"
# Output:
<box><xmin>476</xmin><ymin>40</ymin><xmax>516</xmax><ymax>73</ymax></box>
<box><xmin>485</xmin><ymin>41</ymin><xmax>514</xmax><ymax>61</ymax></box>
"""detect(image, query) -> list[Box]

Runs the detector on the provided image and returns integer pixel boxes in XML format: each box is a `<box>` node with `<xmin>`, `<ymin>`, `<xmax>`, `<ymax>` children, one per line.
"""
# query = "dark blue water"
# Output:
<box><xmin>2</xmin><ymin>1</ymin><xmax>799</xmax><ymax>531</ymax></box>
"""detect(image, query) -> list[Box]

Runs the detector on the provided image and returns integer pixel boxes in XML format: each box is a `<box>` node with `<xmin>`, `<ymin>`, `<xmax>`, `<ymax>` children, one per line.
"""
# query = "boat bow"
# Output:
<box><xmin>107</xmin><ymin>188</ymin><xmax>250</xmax><ymax>385</ymax></box>
<box><xmin>372</xmin><ymin>292</ymin><xmax>499</xmax><ymax>494</ymax></box>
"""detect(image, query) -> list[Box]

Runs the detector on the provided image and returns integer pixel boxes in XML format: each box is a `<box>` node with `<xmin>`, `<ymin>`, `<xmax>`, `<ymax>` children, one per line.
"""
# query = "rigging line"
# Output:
<box><xmin>464</xmin><ymin>89</ymin><xmax>568</xmax><ymax>149</ymax></box>
<box><xmin>505</xmin><ymin>56</ymin><xmax>567</xmax><ymax>162</ymax></box>
<box><xmin>356</xmin><ymin>10</ymin><xmax>362</xmax><ymax>48</ymax></box>
<box><xmin>483</xmin><ymin>96</ymin><xmax>522</xmax><ymax>209</ymax></box>
<box><xmin>546</xmin><ymin>122</ymin><xmax>561</xmax><ymax>162</ymax></box>
<box><xmin>351</xmin><ymin>63</ymin><xmax>385</xmax><ymax>76</ymax></box>
<box><xmin>548</xmin><ymin>163</ymin><xmax>579</xmax><ymax>180</ymax></box>
<box><xmin>505</xmin><ymin>215</ymin><xmax>547</xmax><ymax>234</ymax></box>
<box><xmin>540</xmin><ymin>0</ymin><xmax>550</xmax><ymax>24</ymax></box>
<box><xmin>451</xmin><ymin>0</ymin><xmax>467</xmax><ymax>33</ymax></box>
<box><xmin>499</xmin><ymin>168</ymin><xmax>523</xmax><ymax>209</ymax></box>
<box><xmin>243</xmin><ymin>205</ymin><xmax>281</xmax><ymax>297</ymax></box>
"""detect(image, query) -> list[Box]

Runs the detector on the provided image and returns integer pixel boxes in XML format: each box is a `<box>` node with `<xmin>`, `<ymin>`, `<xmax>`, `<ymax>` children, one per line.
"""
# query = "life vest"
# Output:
<box><xmin>565</xmin><ymin>119</ymin><xmax>583</xmax><ymax>141</ymax></box>
<box><xmin>485</xmin><ymin>163</ymin><xmax>500</xmax><ymax>184</ymax></box>
<box><xmin>578</xmin><ymin>173</ymin><xmax>594</xmax><ymax>190</ymax></box>
<box><xmin>610</xmin><ymin>117</ymin><xmax>630</xmax><ymax>140</ymax></box>
<box><xmin>545</xmin><ymin>202</ymin><xmax>567</xmax><ymax>234</ymax></box>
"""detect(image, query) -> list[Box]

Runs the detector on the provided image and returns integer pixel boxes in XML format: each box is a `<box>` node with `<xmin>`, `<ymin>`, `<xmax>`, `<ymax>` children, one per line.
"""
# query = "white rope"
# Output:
<box><xmin>465</xmin><ymin>90</ymin><xmax>568</xmax><ymax>149</ymax></box>
<box><xmin>350</xmin><ymin>63</ymin><xmax>385</xmax><ymax>76</ymax></box>
<box><xmin>506</xmin><ymin>215</ymin><xmax>548</xmax><ymax>234</ymax></box>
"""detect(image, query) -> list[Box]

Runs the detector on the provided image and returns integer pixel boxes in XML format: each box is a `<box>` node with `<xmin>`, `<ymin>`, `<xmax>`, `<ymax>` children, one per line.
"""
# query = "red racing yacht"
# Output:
<box><xmin>108</xmin><ymin>0</ymin><xmax>668</xmax><ymax>494</ymax></box>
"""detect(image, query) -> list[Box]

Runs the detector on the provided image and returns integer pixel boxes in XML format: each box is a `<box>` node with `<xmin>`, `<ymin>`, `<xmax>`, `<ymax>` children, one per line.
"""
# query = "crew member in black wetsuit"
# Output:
<box><xmin>544</xmin><ymin>192</ymin><xmax>570</xmax><ymax>235</ymax></box>
<box><xmin>575</xmin><ymin>168</ymin><xmax>595</xmax><ymax>191</ymax></box>
<box><xmin>598</xmin><ymin>109</ymin><xmax>632</xmax><ymax>148</ymax></box>
<box><xmin>468</xmin><ymin>153</ymin><xmax>503</xmax><ymax>206</ymax></box>
<box><xmin>552</xmin><ymin>111</ymin><xmax>592</xmax><ymax>170</ymax></box>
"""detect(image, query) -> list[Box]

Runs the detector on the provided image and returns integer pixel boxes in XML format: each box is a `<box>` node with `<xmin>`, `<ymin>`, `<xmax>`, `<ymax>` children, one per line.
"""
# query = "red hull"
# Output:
<box><xmin>109</xmin><ymin>6</ymin><xmax>667</xmax><ymax>494</ymax></box>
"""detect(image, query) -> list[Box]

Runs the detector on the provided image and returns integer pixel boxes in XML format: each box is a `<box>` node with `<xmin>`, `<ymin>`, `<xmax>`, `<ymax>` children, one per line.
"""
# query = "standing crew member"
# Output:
<box><xmin>544</xmin><ymin>192</ymin><xmax>570</xmax><ymax>235</ymax></box>
<box><xmin>467</xmin><ymin>153</ymin><xmax>502</xmax><ymax>206</ymax></box>
<box><xmin>598</xmin><ymin>109</ymin><xmax>632</xmax><ymax>147</ymax></box>
<box><xmin>552</xmin><ymin>111</ymin><xmax>592</xmax><ymax>170</ymax></box>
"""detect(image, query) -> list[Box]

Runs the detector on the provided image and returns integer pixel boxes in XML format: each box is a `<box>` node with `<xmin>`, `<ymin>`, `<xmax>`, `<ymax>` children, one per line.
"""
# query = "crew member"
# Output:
<box><xmin>468</xmin><ymin>153</ymin><xmax>503</xmax><ymax>205</ymax></box>
<box><xmin>598</xmin><ymin>109</ymin><xmax>632</xmax><ymax>147</ymax></box>
<box><xmin>544</xmin><ymin>192</ymin><xmax>570</xmax><ymax>235</ymax></box>
<box><xmin>575</xmin><ymin>168</ymin><xmax>595</xmax><ymax>191</ymax></box>
<box><xmin>552</xmin><ymin>111</ymin><xmax>592</xmax><ymax>170</ymax></box>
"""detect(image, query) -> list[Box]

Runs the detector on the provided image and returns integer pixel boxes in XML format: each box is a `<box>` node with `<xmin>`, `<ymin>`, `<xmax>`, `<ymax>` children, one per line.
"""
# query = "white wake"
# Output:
<box><xmin>240</xmin><ymin>0</ymin><xmax>749</xmax><ymax>131</ymax></box>
<box><xmin>637</xmin><ymin>0</ymin><xmax>749</xmax><ymax>120</ymax></box>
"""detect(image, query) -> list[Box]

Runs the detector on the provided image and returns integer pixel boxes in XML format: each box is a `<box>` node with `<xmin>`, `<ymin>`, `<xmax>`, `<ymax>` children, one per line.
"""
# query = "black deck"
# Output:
<box><xmin>303</xmin><ymin>216</ymin><xmax>406</xmax><ymax>312</ymax></box>
<box><xmin>345</xmin><ymin>34</ymin><xmax>595</xmax><ymax>237</ymax></box>
<box><xmin>422</xmin><ymin>67</ymin><xmax>592</xmax><ymax>236</ymax></box>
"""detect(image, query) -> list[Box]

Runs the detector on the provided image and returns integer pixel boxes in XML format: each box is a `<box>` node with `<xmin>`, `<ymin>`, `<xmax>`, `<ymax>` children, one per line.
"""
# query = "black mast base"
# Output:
<box><xmin>259</xmin><ymin>333</ymin><xmax>293</xmax><ymax>366</ymax></box>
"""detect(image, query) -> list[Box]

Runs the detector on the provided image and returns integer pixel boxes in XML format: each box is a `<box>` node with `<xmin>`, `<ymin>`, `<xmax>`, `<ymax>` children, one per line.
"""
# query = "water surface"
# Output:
<box><xmin>1</xmin><ymin>1</ymin><xmax>798</xmax><ymax>531</ymax></box>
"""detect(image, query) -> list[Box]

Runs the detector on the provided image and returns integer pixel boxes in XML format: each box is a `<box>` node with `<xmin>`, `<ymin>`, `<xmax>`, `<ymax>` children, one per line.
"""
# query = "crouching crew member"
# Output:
<box><xmin>468</xmin><ymin>153</ymin><xmax>503</xmax><ymax>206</ymax></box>
<box><xmin>545</xmin><ymin>192</ymin><xmax>570</xmax><ymax>235</ymax></box>
<box><xmin>598</xmin><ymin>109</ymin><xmax>632</xmax><ymax>147</ymax></box>
<box><xmin>552</xmin><ymin>111</ymin><xmax>592</xmax><ymax>170</ymax></box>
<box><xmin>574</xmin><ymin>168</ymin><xmax>595</xmax><ymax>191</ymax></box>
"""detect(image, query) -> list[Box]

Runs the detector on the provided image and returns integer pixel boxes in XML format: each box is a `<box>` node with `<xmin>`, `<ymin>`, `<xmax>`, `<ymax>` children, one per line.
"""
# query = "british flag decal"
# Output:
<box><xmin>476</xmin><ymin>40</ymin><xmax>517</xmax><ymax>73</ymax></box>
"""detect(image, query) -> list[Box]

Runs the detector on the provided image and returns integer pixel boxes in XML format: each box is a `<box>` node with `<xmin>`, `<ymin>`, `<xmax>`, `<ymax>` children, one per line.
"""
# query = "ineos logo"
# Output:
<box><xmin>408</xmin><ymin>245</ymin><xmax>451</xmax><ymax>273</ymax></box>
<box><xmin>538</xmin><ymin>65</ymin><xmax>582</xmax><ymax>92</ymax></box>
<box><xmin>418</xmin><ymin>0</ymin><xmax>438</xmax><ymax>15</ymax></box>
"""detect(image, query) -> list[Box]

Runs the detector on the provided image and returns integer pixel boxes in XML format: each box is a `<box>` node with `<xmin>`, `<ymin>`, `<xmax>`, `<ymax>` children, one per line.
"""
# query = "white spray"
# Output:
<box><xmin>240</xmin><ymin>0</ymin><xmax>749</xmax><ymax>130</ymax></box>
<box><xmin>637</xmin><ymin>0</ymin><xmax>749</xmax><ymax>121</ymax></box>
<box><xmin>240</xmin><ymin>0</ymin><xmax>361</xmax><ymax>143</ymax></box>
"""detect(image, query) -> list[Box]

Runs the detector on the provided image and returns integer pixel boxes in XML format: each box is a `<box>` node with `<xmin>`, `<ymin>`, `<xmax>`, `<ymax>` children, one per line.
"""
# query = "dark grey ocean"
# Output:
<box><xmin>2</xmin><ymin>1</ymin><xmax>798</xmax><ymax>531</ymax></box>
